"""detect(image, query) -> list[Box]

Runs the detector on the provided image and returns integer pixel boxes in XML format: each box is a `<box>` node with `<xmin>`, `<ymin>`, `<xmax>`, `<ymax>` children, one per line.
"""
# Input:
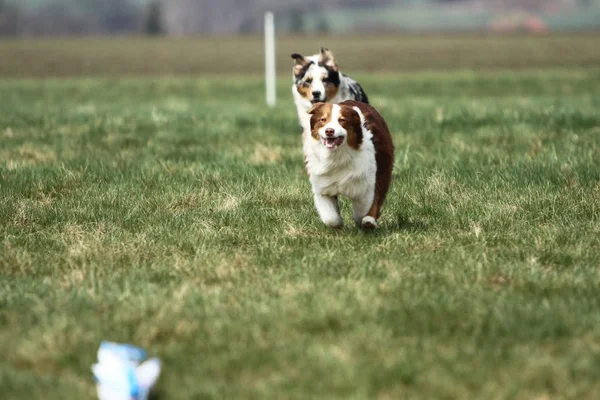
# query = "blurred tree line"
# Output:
<box><xmin>0</xmin><ymin>0</ymin><xmax>597</xmax><ymax>36</ymax></box>
<box><xmin>0</xmin><ymin>0</ymin><xmax>363</xmax><ymax>36</ymax></box>
<box><xmin>0</xmin><ymin>0</ymin><xmax>162</xmax><ymax>35</ymax></box>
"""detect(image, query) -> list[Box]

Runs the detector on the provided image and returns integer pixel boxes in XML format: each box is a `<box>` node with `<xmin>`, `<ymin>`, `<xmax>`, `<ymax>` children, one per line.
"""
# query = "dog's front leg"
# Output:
<box><xmin>314</xmin><ymin>194</ymin><xmax>343</xmax><ymax>228</ymax></box>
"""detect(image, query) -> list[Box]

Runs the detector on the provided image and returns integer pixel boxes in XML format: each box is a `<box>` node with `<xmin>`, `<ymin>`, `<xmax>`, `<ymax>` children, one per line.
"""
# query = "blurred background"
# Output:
<box><xmin>2</xmin><ymin>0</ymin><xmax>600</xmax><ymax>37</ymax></box>
<box><xmin>0</xmin><ymin>0</ymin><xmax>599</xmax><ymax>77</ymax></box>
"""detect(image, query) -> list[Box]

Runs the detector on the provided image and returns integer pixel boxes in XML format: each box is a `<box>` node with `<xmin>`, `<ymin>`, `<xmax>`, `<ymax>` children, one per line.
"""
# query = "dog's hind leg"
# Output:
<box><xmin>314</xmin><ymin>194</ymin><xmax>343</xmax><ymax>228</ymax></box>
<box><xmin>358</xmin><ymin>192</ymin><xmax>381</xmax><ymax>231</ymax></box>
<box><xmin>360</xmin><ymin>164</ymin><xmax>393</xmax><ymax>231</ymax></box>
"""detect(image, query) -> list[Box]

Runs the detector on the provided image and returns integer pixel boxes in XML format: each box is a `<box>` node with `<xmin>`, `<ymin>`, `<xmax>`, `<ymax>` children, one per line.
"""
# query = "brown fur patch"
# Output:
<box><xmin>325</xmin><ymin>79</ymin><xmax>340</xmax><ymax>102</ymax></box>
<box><xmin>338</xmin><ymin>105</ymin><xmax>363</xmax><ymax>150</ymax></box>
<box><xmin>340</xmin><ymin>100</ymin><xmax>395</xmax><ymax>221</ymax></box>
<box><xmin>294</xmin><ymin>65</ymin><xmax>305</xmax><ymax>79</ymax></box>
<box><xmin>307</xmin><ymin>103</ymin><xmax>332</xmax><ymax>141</ymax></box>
<box><xmin>296</xmin><ymin>82</ymin><xmax>313</xmax><ymax>101</ymax></box>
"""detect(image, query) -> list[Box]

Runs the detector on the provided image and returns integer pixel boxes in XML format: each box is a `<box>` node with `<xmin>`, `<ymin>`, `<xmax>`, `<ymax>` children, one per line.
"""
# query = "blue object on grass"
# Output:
<box><xmin>91</xmin><ymin>341</ymin><xmax>161</xmax><ymax>400</ymax></box>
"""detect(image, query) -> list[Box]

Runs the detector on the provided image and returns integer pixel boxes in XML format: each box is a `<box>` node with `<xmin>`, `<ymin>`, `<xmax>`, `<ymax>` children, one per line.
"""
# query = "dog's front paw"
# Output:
<box><xmin>361</xmin><ymin>216</ymin><xmax>377</xmax><ymax>231</ymax></box>
<box><xmin>323</xmin><ymin>216</ymin><xmax>344</xmax><ymax>229</ymax></box>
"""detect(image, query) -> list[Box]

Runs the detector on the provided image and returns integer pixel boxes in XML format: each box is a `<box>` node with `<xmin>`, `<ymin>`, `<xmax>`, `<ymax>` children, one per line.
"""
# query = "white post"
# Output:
<box><xmin>264</xmin><ymin>11</ymin><xmax>276</xmax><ymax>107</ymax></box>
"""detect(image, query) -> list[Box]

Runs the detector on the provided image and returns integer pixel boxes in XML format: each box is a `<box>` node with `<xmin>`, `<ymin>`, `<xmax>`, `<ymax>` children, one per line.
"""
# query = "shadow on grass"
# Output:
<box><xmin>317</xmin><ymin>212</ymin><xmax>428</xmax><ymax>236</ymax></box>
<box><xmin>149</xmin><ymin>390</ymin><xmax>165</xmax><ymax>400</ymax></box>
<box><xmin>383</xmin><ymin>213</ymin><xmax>428</xmax><ymax>233</ymax></box>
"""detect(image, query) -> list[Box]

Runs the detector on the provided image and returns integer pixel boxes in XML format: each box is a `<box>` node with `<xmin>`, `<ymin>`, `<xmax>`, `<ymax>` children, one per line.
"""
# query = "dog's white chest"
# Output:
<box><xmin>304</xmin><ymin>136</ymin><xmax>376</xmax><ymax>200</ymax></box>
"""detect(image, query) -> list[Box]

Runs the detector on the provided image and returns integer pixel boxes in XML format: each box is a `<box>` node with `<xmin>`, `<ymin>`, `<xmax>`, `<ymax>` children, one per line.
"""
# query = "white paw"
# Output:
<box><xmin>323</xmin><ymin>216</ymin><xmax>344</xmax><ymax>229</ymax></box>
<box><xmin>361</xmin><ymin>216</ymin><xmax>377</xmax><ymax>231</ymax></box>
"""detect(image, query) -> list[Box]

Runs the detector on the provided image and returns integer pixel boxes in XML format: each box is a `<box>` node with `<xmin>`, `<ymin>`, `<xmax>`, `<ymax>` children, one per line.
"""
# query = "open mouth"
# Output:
<box><xmin>310</xmin><ymin>99</ymin><xmax>323</xmax><ymax>104</ymax></box>
<box><xmin>321</xmin><ymin>136</ymin><xmax>344</xmax><ymax>149</ymax></box>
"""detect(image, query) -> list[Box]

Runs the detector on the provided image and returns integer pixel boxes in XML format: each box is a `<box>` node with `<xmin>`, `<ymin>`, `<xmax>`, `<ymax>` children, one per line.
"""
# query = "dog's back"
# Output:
<box><xmin>345</xmin><ymin>77</ymin><xmax>369</xmax><ymax>104</ymax></box>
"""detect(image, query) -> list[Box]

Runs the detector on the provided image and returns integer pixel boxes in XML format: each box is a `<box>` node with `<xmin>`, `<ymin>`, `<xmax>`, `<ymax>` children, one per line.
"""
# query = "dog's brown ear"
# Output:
<box><xmin>307</xmin><ymin>102</ymin><xmax>326</xmax><ymax>115</ymax></box>
<box><xmin>292</xmin><ymin>53</ymin><xmax>310</xmax><ymax>78</ymax></box>
<box><xmin>308</xmin><ymin>103</ymin><xmax>328</xmax><ymax>136</ymax></box>
<box><xmin>340</xmin><ymin>105</ymin><xmax>364</xmax><ymax>149</ymax></box>
<box><xmin>291</xmin><ymin>53</ymin><xmax>307</xmax><ymax>66</ymax></box>
<box><xmin>320</xmin><ymin>47</ymin><xmax>338</xmax><ymax>71</ymax></box>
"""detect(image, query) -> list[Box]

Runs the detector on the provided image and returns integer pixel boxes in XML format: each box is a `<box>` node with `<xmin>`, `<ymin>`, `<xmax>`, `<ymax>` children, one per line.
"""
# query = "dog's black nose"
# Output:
<box><xmin>325</xmin><ymin>128</ymin><xmax>335</xmax><ymax>137</ymax></box>
<box><xmin>312</xmin><ymin>91</ymin><xmax>322</xmax><ymax>99</ymax></box>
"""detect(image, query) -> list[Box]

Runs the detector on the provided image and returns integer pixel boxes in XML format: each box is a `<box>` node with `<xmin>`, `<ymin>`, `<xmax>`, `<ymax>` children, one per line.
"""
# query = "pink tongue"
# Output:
<box><xmin>324</xmin><ymin>137</ymin><xmax>343</xmax><ymax>148</ymax></box>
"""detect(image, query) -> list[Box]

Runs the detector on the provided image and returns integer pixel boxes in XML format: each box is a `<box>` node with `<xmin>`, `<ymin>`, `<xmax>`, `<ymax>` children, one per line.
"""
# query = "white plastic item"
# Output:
<box><xmin>92</xmin><ymin>341</ymin><xmax>161</xmax><ymax>400</ymax></box>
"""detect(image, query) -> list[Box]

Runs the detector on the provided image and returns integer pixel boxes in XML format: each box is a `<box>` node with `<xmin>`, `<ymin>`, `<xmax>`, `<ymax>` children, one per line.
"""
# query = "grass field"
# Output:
<box><xmin>0</xmin><ymin>34</ymin><xmax>599</xmax><ymax>77</ymax></box>
<box><xmin>1</xmin><ymin>35</ymin><xmax>600</xmax><ymax>399</ymax></box>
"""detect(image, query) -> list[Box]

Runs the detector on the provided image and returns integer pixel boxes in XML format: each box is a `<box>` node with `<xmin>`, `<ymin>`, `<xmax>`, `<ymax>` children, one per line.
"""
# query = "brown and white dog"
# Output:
<box><xmin>304</xmin><ymin>100</ymin><xmax>394</xmax><ymax>230</ymax></box>
<box><xmin>291</xmin><ymin>48</ymin><xmax>369</xmax><ymax>131</ymax></box>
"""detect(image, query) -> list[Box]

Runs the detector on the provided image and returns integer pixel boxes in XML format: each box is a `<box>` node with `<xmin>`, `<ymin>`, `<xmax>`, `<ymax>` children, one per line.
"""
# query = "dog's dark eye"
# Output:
<box><xmin>338</xmin><ymin>117</ymin><xmax>345</xmax><ymax>123</ymax></box>
<box><xmin>320</xmin><ymin>117</ymin><xmax>327</xmax><ymax>122</ymax></box>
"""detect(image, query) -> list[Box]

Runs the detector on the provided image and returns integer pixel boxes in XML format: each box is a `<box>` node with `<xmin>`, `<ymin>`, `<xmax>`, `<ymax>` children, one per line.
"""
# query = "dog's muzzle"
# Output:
<box><xmin>320</xmin><ymin>135</ymin><xmax>344</xmax><ymax>149</ymax></box>
<box><xmin>311</xmin><ymin>91</ymin><xmax>324</xmax><ymax>104</ymax></box>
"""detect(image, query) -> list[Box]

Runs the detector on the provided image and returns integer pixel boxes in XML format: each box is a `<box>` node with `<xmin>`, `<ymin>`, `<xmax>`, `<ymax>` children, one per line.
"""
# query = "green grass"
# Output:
<box><xmin>0</xmin><ymin>34</ymin><xmax>599</xmax><ymax>77</ymax></box>
<box><xmin>1</xmin><ymin>48</ymin><xmax>600</xmax><ymax>398</ymax></box>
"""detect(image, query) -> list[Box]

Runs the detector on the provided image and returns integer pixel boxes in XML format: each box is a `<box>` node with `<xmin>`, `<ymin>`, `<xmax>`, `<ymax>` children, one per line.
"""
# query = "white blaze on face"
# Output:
<box><xmin>319</xmin><ymin>104</ymin><xmax>346</xmax><ymax>150</ymax></box>
<box><xmin>305</xmin><ymin>63</ymin><xmax>328</xmax><ymax>102</ymax></box>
